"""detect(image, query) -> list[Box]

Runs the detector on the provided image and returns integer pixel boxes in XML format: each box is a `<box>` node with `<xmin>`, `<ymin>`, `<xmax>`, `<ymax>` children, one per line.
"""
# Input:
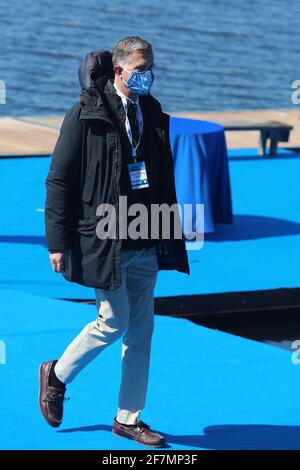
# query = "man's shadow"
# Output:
<box><xmin>58</xmin><ymin>423</ymin><xmax>300</xmax><ymax>450</ymax></box>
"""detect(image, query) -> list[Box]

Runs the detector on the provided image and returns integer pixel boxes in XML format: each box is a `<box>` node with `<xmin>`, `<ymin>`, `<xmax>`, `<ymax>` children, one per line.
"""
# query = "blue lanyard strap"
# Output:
<box><xmin>120</xmin><ymin>96</ymin><xmax>143</xmax><ymax>162</ymax></box>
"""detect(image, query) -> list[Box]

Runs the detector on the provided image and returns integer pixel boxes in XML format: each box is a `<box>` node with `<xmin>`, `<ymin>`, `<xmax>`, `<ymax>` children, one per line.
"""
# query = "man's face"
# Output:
<box><xmin>122</xmin><ymin>49</ymin><xmax>155</xmax><ymax>76</ymax></box>
<box><xmin>114</xmin><ymin>49</ymin><xmax>155</xmax><ymax>97</ymax></box>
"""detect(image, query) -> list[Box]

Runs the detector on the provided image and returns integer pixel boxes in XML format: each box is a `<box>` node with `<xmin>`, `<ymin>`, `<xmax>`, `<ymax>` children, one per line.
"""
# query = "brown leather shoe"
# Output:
<box><xmin>38</xmin><ymin>360</ymin><xmax>67</xmax><ymax>428</ymax></box>
<box><xmin>112</xmin><ymin>418</ymin><xmax>166</xmax><ymax>448</ymax></box>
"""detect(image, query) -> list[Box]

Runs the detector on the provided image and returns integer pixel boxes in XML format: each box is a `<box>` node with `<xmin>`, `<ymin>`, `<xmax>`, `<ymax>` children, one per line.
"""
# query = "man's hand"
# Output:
<box><xmin>49</xmin><ymin>251</ymin><xmax>68</xmax><ymax>273</ymax></box>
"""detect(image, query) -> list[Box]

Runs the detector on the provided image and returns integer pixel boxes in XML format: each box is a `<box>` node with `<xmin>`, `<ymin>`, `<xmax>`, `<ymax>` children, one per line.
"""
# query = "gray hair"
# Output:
<box><xmin>112</xmin><ymin>36</ymin><xmax>153</xmax><ymax>67</ymax></box>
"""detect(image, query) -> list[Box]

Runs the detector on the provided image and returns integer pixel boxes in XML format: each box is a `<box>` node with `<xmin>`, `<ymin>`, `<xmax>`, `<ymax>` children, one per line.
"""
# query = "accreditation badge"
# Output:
<box><xmin>127</xmin><ymin>161</ymin><xmax>149</xmax><ymax>190</ymax></box>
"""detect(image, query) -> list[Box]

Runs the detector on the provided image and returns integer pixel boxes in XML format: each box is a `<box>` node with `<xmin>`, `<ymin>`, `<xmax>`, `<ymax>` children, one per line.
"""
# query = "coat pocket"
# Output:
<box><xmin>61</xmin><ymin>218</ymin><xmax>112</xmax><ymax>288</ymax></box>
<box><xmin>82</xmin><ymin>159</ymin><xmax>99</xmax><ymax>203</ymax></box>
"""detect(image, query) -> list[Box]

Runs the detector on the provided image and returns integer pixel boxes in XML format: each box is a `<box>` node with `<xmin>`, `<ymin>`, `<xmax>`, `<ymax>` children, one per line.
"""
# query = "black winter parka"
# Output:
<box><xmin>45</xmin><ymin>57</ymin><xmax>190</xmax><ymax>290</ymax></box>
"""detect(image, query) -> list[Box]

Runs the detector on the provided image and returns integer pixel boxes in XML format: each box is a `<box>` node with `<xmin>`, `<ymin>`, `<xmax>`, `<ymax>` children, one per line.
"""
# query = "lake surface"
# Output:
<box><xmin>1</xmin><ymin>0</ymin><xmax>300</xmax><ymax>115</ymax></box>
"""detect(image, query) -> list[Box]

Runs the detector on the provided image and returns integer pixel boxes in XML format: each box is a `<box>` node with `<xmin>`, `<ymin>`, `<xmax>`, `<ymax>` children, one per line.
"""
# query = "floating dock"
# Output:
<box><xmin>0</xmin><ymin>108</ymin><xmax>300</xmax><ymax>156</ymax></box>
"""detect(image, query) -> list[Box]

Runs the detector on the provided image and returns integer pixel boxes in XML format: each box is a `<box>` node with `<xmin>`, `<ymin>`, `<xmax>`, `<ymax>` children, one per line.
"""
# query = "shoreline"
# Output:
<box><xmin>0</xmin><ymin>108</ymin><xmax>299</xmax><ymax>156</ymax></box>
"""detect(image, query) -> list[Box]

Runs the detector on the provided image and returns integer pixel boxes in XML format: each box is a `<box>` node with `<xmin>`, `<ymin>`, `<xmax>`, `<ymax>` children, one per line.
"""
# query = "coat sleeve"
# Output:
<box><xmin>45</xmin><ymin>102</ymin><xmax>83</xmax><ymax>252</ymax></box>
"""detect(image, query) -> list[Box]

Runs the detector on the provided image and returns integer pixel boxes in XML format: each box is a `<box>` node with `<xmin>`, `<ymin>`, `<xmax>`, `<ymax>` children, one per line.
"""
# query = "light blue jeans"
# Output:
<box><xmin>55</xmin><ymin>245</ymin><xmax>158</xmax><ymax>425</ymax></box>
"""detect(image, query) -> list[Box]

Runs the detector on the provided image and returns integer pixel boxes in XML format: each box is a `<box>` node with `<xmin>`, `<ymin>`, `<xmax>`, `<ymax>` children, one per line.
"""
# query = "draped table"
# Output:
<box><xmin>169</xmin><ymin>116</ymin><xmax>233</xmax><ymax>237</ymax></box>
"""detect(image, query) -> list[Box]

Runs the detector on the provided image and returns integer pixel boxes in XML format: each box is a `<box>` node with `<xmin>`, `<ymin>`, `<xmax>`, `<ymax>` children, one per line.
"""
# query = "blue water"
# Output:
<box><xmin>1</xmin><ymin>0</ymin><xmax>300</xmax><ymax>115</ymax></box>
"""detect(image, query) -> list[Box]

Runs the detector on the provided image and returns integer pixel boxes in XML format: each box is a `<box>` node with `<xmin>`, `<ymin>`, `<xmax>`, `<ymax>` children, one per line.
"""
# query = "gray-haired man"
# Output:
<box><xmin>39</xmin><ymin>36</ymin><xmax>190</xmax><ymax>448</ymax></box>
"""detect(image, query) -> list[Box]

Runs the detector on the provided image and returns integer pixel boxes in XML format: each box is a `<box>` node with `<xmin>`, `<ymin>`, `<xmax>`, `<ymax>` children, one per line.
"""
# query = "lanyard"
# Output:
<box><xmin>120</xmin><ymin>95</ymin><xmax>143</xmax><ymax>162</ymax></box>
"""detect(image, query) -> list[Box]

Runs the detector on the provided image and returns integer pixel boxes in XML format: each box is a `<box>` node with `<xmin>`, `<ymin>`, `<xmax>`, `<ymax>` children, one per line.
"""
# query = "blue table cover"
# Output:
<box><xmin>170</xmin><ymin>117</ymin><xmax>233</xmax><ymax>235</ymax></box>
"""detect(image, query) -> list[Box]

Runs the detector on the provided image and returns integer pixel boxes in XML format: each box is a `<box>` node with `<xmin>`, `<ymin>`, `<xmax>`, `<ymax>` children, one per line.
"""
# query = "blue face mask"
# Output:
<box><xmin>123</xmin><ymin>67</ymin><xmax>154</xmax><ymax>95</ymax></box>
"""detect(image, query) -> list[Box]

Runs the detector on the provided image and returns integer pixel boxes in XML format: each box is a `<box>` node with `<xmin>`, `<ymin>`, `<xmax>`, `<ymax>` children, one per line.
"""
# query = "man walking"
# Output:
<box><xmin>39</xmin><ymin>36</ymin><xmax>189</xmax><ymax>448</ymax></box>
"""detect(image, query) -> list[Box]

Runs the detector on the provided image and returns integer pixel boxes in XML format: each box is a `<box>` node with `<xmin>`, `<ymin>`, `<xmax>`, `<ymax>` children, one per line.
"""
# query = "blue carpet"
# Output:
<box><xmin>1</xmin><ymin>288</ymin><xmax>300</xmax><ymax>450</ymax></box>
<box><xmin>152</xmin><ymin>152</ymin><xmax>300</xmax><ymax>296</ymax></box>
<box><xmin>0</xmin><ymin>155</ymin><xmax>300</xmax><ymax>299</ymax></box>
<box><xmin>1</xmin><ymin>153</ymin><xmax>300</xmax><ymax>450</ymax></box>
<box><xmin>227</xmin><ymin>147</ymin><xmax>295</xmax><ymax>158</ymax></box>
